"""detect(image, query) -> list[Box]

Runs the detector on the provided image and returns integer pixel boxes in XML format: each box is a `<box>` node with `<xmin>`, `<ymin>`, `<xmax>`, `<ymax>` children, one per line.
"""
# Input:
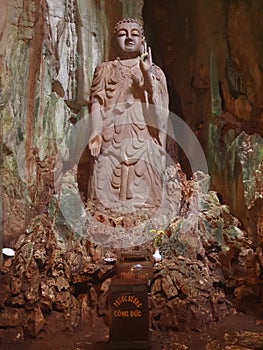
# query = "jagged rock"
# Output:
<box><xmin>100</xmin><ymin>278</ymin><xmax>112</xmax><ymax>293</ymax></box>
<box><xmin>149</xmin><ymin>245</ymin><xmax>239</xmax><ymax>331</ymax></box>
<box><xmin>159</xmin><ymin>299</ymin><xmax>191</xmax><ymax>331</ymax></box>
<box><xmin>0</xmin><ymin>308</ymin><xmax>24</xmax><ymax>328</ymax></box>
<box><xmin>236</xmin><ymin>331</ymin><xmax>263</xmax><ymax>349</ymax></box>
<box><xmin>165</xmin><ymin>164</ymin><xmax>187</xmax><ymax>215</ymax></box>
<box><xmin>97</xmin><ymin>264</ymin><xmax>115</xmax><ymax>282</ymax></box>
<box><xmin>40</xmin><ymin>274</ymin><xmax>69</xmax><ymax>313</ymax></box>
<box><xmin>150</xmin><ymin>294</ymin><xmax>167</xmax><ymax>320</ymax></box>
<box><xmin>40</xmin><ymin>279</ymin><xmax>56</xmax><ymax>305</ymax></box>
<box><xmin>234</xmin><ymin>286</ymin><xmax>259</xmax><ymax>301</ymax></box>
<box><xmin>188</xmin><ymin>302</ymin><xmax>212</xmax><ymax>332</ymax></box>
<box><xmin>210</xmin><ymin>290</ymin><xmax>231</xmax><ymax>322</ymax></box>
<box><xmin>10</xmin><ymin>277</ymin><xmax>22</xmax><ymax>295</ymax></box>
<box><xmin>97</xmin><ymin>278</ymin><xmax>112</xmax><ymax>318</ymax></box>
<box><xmin>151</xmin><ymin>277</ymin><xmax>162</xmax><ymax>294</ymax></box>
<box><xmin>7</xmin><ymin>294</ymin><xmax>25</xmax><ymax>307</ymax></box>
<box><xmin>0</xmin><ymin>166</ymin><xmax>261</xmax><ymax>339</ymax></box>
<box><xmin>33</xmin><ymin>248</ymin><xmax>47</xmax><ymax>270</ymax></box>
<box><xmin>39</xmin><ymin>298</ymin><xmax>52</xmax><ymax>315</ymax></box>
<box><xmin>161</xmin><ymin>274</ymin><xmax>178</xmax><ymax>299</ymax></box>
<box><xmin>3</xmin><ymin>258</ymin><xmax>12</xmax><ymax>268</ymax></box>
<box><xmin>24</xmin><ymin>284</ymin><xmax>41</xmax><ymax>306</ymax></box>
<box><xmin>177</xmin><ymin>213</ymin><xmax>206</xmax><ymax>259</ymax></box>
<box><xmin>88</xmin><ymin>286</ymin><xmax>98</xmax><ymax>309</ymax></box>
<box><xmin>49</xmin><ymin>257</ymin><xmax>70</xmax><ymax>278</ymax></box>
<box><xmin>66</xmin><ymin>295</ymin><xmax>81</xmax><ymax>331</ymax></box>
<box><xmin>70</xmin><ymin>262</ymin><xmax>98</xmax><ymax>284</ymax></box>
<box><xmin>205</xmin><ymin>340</ymin><xmax>221</xmax><ymax>350</ymax></box>
<box><xmin>23</xmin><ymin>307</ymin><xmax>45</xmax><ymax>338</ymax></box>
<box><xmin>53</xmin><ymin>291</ymin><xmax>70</xmax><ymax>312</ymax></box>
<box><xmin>78</xmin><ymin>294</ymin><xmax>92</xmax><ymax>326</ymax></box>
<box><xmin>55</xmin><ymin>276</ymin><xmax>70</xmax><ymax>292</ymax></box>
<box><xmin>0</xmin><ymin>269</ymin><xmax>11</xmax><ymax>307</ymax></box>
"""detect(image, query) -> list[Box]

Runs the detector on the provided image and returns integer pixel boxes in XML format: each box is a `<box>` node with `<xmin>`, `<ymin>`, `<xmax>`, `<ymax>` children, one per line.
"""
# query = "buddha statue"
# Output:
<box><xmin>87</xmin><ymin>18</ymin><xmax>169</xmax><ymax>212</ymax></box>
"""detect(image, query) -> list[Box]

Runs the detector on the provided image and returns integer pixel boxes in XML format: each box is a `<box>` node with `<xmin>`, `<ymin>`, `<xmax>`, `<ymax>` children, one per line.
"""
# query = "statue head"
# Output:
<box><xmin>113</xmin><ymin>18</ymin><xmax>145</xmax><ymax>59</ymax></box>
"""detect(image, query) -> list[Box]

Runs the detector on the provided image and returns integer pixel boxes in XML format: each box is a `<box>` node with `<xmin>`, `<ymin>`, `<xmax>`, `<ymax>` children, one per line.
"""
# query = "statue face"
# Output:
<box><xmin>115</xmin><ymin>22</ymin><xmax>144</xmax><ymax>58</ymax></box>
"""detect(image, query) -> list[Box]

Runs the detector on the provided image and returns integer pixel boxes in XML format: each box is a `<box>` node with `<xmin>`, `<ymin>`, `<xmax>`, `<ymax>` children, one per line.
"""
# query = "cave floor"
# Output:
<box><xmin>1</xmin><ymin>311</ymin><xmax>263</xmax><ymax>350</ymax></box>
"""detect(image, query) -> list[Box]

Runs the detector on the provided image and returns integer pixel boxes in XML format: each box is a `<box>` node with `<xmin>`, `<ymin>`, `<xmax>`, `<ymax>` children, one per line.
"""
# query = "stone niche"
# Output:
<box><xmin>1</xmin><ymin>0</ymin><xmax>262</xmax><ymax>246</ymax></box>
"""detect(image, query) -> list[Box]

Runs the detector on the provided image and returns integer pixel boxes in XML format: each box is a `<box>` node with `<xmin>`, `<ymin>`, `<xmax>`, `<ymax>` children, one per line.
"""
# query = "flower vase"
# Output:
<box><xmin>153</xmin><ymin>248</ymin><xmax>162</xmax><ymax>263</ymax></box>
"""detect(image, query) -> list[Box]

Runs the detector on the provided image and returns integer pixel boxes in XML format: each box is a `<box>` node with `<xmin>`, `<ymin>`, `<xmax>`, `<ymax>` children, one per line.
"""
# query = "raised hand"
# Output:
<box><xmin>140</xmin><ymin>41</ymin><xmax>153</xmax><ymax>76</ymax></box>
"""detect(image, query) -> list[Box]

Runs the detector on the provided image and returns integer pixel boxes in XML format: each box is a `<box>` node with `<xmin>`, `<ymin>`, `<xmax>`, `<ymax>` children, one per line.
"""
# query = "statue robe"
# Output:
<box><xmin>87</xmin><ymin>58</ymin><xmax>169</xmax><ymax>211</ymax></box>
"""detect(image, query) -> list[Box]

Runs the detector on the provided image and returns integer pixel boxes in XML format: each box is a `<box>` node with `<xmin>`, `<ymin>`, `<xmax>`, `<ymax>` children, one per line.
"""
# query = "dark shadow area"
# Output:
<box><xmin>77</xmin><ymin>145</ymin><xmax>94</xmax><ymax>202</ymax></box>
<box><xmin>143</xmin><ymin>0</ymin><xmax>194</xmax><ymax>178</ymax></box>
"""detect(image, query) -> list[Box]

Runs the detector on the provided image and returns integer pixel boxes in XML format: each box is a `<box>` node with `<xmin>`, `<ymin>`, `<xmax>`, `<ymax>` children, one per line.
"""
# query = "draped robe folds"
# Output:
<box><xmin>87</xmin><ymin>58</ymin><xmax>169</xmax><ymax>211</ymax></box>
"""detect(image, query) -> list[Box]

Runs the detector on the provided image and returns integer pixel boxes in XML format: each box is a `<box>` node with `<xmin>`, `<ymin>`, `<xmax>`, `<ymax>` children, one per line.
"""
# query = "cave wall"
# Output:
<box><xmin>0</xmin><ymin>0</ymin><xmax>143</xmax><ymax>248</ymax></box>
<box><xmin>0</xmin><ymin>0</ymin><xmax>262</xmax><ymax>250</ymax></box>
<box><xmin>143</xmin><ymin>0</ymin><xmax>263</xmax><ymax>243</ymax></box>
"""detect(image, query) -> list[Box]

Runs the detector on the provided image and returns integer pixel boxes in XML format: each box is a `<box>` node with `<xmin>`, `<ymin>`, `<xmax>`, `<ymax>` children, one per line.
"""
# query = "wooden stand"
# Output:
<box><xmin>108</xmin><ymin>278</ymin><xmax>151</xmax><ymax>349</ymax></box>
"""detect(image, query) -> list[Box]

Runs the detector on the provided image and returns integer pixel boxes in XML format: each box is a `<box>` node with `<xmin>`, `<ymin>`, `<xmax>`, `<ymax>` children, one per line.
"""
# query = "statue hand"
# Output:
<box><xmin>140</xmin><ymin>42</ymin><xmax>153</xmax><ymax>76</ymax></box>
<box><xmin>89</xmin><ymin>135</ymin><xmax>102</xmax><ymax>157</ymax></box>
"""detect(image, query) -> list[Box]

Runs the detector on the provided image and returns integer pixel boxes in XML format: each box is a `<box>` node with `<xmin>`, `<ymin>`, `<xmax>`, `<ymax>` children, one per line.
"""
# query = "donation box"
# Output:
<box><xmin>109</xmin><ymin>278</ymin><xmax>150</xmax><ymax>349</ymax></box>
